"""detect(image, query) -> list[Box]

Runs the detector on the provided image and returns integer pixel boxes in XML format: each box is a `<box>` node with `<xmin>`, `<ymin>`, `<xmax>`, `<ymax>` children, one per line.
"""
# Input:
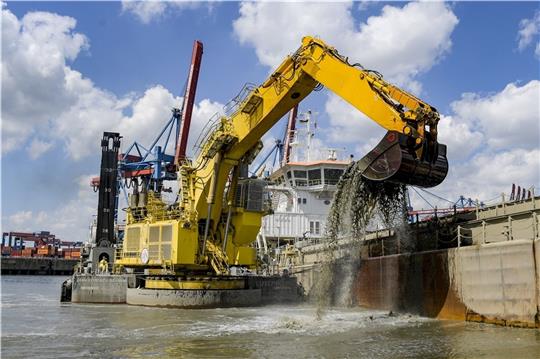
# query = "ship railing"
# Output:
<box><xmin>192</xmin><ymin>112</ymin><xmax>221</xmax><ymax>159</ymax></box>
<box><xmin>223</xmin><ymin>82</ymin><xmax>258</xmax><ymax>116</ymax></box>
<box><xmin>127</xmin><ymin>206</ymin><xmax>183</xmax><ymax>223</ymax></box>
<box><xmin>324</xmin><ymin>179</ymin><xmax>339</xmax><ymax>186</ymax></box>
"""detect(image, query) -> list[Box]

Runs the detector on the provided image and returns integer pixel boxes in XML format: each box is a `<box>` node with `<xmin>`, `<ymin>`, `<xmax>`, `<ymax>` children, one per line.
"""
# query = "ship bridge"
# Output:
<box><xmin>262</xmin><ymin>160</ymin><xmax>349</xmax><ymax>243</ymax></box>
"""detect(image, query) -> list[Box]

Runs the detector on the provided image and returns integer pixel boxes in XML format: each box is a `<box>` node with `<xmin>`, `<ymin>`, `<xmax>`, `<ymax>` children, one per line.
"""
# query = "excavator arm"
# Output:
<box><xmin>191</xmin><ymin>36</ymin><xmax>447</xmax><ymax>224</ymax></box>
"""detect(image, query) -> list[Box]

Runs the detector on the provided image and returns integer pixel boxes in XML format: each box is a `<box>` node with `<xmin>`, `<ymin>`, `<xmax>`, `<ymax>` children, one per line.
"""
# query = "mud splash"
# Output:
<box><xmin>314</xmin><ymin>161</ymin><xmax>407</xmax><ymax>319</ymax></box>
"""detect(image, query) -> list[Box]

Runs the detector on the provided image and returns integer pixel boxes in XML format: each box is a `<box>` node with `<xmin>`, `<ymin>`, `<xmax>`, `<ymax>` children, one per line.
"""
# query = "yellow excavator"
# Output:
<box><xmin>116</xmin><ymin>36</ymin><xmax>448</xmax><ymax>289</ymax></box>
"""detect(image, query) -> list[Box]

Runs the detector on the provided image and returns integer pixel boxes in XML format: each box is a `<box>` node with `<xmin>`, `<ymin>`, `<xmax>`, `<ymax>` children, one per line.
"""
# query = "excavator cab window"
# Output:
<box><xmin>234</xmin><ymin>179</ymin><xmax>269</xmax><ymax>212</ymax></box>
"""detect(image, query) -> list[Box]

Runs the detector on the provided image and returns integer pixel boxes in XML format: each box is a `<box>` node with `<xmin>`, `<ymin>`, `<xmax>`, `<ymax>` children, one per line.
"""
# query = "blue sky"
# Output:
<box><xmin>2</xmin><ymin>1</ymin><xmax>539</xmax><ymax>241</ymax></box>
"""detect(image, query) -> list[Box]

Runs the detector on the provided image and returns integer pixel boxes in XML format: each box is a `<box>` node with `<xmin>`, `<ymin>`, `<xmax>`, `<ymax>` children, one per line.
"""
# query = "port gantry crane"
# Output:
<box><xmin>116</xmin><ymin>36</ymin><xmax>448</xmax><ymax>289</ymax></box>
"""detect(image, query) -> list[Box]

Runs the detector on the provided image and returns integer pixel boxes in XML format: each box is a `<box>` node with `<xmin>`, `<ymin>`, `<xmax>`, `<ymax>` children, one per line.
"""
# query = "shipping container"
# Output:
<box><xmin>22</xmin><ymin>248</ymin><xmax>34</xmax><ymax>257</ymax></box>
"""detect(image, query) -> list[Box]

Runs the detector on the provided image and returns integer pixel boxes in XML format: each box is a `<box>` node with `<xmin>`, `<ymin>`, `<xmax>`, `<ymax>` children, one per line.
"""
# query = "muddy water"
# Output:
<box><xmin>2</xmin><ymin>276</ymin><xmax>540</xmax><ymax>359</ymax></box>
<box><xmin>314</xmin><ymin>161</ymin><xmax>408</xmax><ymax>317</ymax></box>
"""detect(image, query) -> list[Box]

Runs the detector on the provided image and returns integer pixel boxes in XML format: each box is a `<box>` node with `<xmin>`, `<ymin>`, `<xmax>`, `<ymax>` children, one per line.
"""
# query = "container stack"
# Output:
<box><xmin>63</xmin><ymin>248</ymin><xmax>81</xmax><ymax>259</ymax></box>
<box><xmin>36</xmin><ymin>245</ymin><xmax>56</xmax><ymax>257</ymax></box>
<box><xmin>22</xmin><ymin>248</ymin><xmax>35</xmax><ymax>257</ymax></box>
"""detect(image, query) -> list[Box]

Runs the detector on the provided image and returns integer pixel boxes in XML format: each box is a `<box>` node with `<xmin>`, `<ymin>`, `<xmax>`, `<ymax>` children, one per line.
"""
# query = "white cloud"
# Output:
<box><xmin>411</xmin><ymin>81</ymin><xmax>540</xmax><ymax>210</ymax></box>
<box><xmin>450</xmin><ymin>80</ymin><xmax>540</xmax><ymax>151</ymax></box>
<box><xmin>232</xmin><ymin>1</ymin><xmax>536</xmax><ymax>209</ymax></box>
<box><xmin>234</xmin><ymin>2</ymin><xmax>353</xmax><ymax>71</ymax></box>
<box><xmin>5</xmin><ymin>175</ymin><xmax>97</xmax><ymax>240</ymax></box>
<box><xmin>324</xmin><ymin>94</ymin><xmax>387</xmax><ymax>156</ymax></box>
<box><xmin>8</xmin><ymin>210</ymin><xmax>33</xmax><ymax>229</ymax></box>
<box><xmin>27</xmin><ymin>139</ymin><xmax>54</xmax><ymax>159</ymax></box>
<box><xmin>438</xmin><ymin>148</ymin><xmax>540</xmax><ymax>205</ymax></box>
<box><xmin>121</xmin><ymin>0</ymin><xmax>201</xmax><ymax>24</ymax></box>
<box><xmin>437</xmin><ymin>115</ymin><xmax>483</xmax><ymax>163</ymax></box>
<box><xmin>357</xmin><ymin>1</ymin><xmax>375</xmax><ymax>12</ymax></box>
<box><xmin>517</xmin><ymin>10</ymin><xmax>540</xmax><ymax>56</ymax></box>
<box><xmin>233</xmin><ymin>1</ymin><xmax>458</xmax><ymax>89</ymax></box>
<box><xmin>121</xmin><ymin>0</ymin><xmax>167</xmax><ymax>23</ymax></box>
<box><xmin>1</xmin><ymin>7</ymin><xmax>88</xmax><ymax>153</ymax></box>
<box><xmin>324</xmin><ymin>79</ymin><xmax>539</xmax><ymax>210</ymax></box>
<box><xmin>2</xmin><ymin>6</ymin><xmax>224</xmax><ymax>161</ymax></box>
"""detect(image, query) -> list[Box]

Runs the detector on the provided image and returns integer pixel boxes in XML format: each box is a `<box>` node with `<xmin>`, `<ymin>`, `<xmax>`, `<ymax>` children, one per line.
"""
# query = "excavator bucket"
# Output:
<box><xmin>359</xmin><ymin>131</ymin><xmax>448</xmax><ymax>188</ymax></box>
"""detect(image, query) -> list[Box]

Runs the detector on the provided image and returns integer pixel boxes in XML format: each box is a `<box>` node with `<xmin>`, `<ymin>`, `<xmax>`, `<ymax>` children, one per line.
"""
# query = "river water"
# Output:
<box><xmin>1</xmin><ymin>275</ymin><xmax>539</xmax><ymax>359</ymax></box>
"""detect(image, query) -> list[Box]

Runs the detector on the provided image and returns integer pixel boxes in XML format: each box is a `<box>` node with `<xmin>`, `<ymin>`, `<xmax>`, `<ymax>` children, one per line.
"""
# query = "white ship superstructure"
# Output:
<box><xmin>258</xmin><ymin>110</ymin><xmax>351</xmax><ymax>254</ymax></box>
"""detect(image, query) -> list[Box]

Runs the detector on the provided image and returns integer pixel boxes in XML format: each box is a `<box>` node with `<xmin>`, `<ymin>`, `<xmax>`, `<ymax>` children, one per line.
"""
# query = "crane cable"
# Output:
<box><xmin>417</xmin><ymin>187</ymin><xmax>455</xmax><ymax>205</ymax></box>
<box><xmin>410</xmin><ymin>186</ymin><xmax>434</xmax><ymax>209</ymax></box>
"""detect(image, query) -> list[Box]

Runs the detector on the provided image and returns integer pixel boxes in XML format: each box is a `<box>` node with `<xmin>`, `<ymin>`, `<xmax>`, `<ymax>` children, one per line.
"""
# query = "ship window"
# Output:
<box><xmin>298</xmin><ymin>198</ymin><xmax>302</xmax><ymax>204</ymax></box>
<box><xmin>310</xmin><ymin>221</ymin><xmax>321</xmax><ymax>235</ymax></box>
<box><xmin>308</xmin><ymin>169</ymin><xmax>321</xmax><ymax>185</ymax></box>
<box><xmin>303</xmin><ymin>198</ymin><xmax>307</xmax><ymax>204</ymax></box>
<box><xmin>294</xmin><ymin>170</ymin><xmax>307</xmax><ymax>178</ymax></box>
<box><xmin>286</xmin><ymin>171</ymin><xmax>292</xmax><ymax>178</ymax></box>
<box><xmin>324</xmin><ymin>168</ymin><xmax>344</xmax><ymax>185</ymax></box>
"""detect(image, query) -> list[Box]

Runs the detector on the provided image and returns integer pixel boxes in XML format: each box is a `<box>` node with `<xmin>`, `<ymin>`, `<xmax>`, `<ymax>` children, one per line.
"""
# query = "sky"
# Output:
<box><xmin>1</xmin><ymin>1</ymin><xmax>539</xmax><ymax>242</ymax></box>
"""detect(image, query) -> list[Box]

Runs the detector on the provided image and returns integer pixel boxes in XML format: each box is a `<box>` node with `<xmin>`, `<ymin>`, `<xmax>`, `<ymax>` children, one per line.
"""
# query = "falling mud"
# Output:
<box><xmin>314</xmin><ymin>161</ymin><xmax>408</xmax><ymax>319</ymax></box>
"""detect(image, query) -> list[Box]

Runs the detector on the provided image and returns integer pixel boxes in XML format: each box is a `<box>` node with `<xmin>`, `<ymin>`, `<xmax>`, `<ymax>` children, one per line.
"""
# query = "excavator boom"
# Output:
<box><xmin>194</xmin><ymin>36</ymin><xmax>447</xmax><ymax>205</ymax></box>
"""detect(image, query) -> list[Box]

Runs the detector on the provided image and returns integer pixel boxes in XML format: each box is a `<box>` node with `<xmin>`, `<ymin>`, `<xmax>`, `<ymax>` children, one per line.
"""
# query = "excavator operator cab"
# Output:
<box><xmin>234</xmin><ymin>179</ymin><xmax>272</xmax><ymax>213</ymax></box>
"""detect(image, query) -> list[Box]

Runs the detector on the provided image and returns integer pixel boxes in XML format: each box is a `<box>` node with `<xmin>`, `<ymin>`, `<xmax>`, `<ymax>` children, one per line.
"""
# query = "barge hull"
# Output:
<box><xmin>353</xmin><ymin>239</ymin><xmax>539</xmax><ymax>328</ymax></box>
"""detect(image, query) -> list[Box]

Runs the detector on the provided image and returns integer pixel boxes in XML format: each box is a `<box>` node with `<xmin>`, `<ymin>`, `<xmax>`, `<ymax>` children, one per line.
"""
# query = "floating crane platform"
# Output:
<box><xmin>62</xmin><ymin>273</ymin><xmax>302</xmax><ymax>308</ymax></box>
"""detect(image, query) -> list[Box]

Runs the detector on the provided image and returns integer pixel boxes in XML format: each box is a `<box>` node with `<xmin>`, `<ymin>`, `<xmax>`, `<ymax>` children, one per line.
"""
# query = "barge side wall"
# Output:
<box><xmin>352</xmin><ymin>239</ymin><xmax>539</xmax><ymax>328</ymax></box>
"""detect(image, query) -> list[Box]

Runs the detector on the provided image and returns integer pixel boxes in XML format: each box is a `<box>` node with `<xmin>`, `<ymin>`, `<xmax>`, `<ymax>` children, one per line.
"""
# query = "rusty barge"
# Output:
<box><xmin>278</xmin><ymin>196</ymin><xmax>540</xmax><ymax>328</ymax></box>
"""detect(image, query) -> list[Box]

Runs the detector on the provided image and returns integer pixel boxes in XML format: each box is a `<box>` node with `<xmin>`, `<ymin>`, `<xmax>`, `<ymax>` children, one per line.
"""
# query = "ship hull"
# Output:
<box><xmin>354</xmin><ymin>249</ymin><xmax>467</xmax><ymax>320</ymax></box>
<box><xmin>290</xmin><ymin>239</ymin><xmax>539</xmax><ymax>328</ymax></box>
<box><xmin>353</xmin><ymin>239</ymin><xmax>539</xmax><ymax>328</ymax></box>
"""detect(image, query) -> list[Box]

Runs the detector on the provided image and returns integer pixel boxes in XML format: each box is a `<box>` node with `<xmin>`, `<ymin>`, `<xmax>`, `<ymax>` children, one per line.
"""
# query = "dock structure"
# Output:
<box><xmin>1</xmin><ymin>257</ymin><xmax>79</xmax><ymax>275</ymax></box>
